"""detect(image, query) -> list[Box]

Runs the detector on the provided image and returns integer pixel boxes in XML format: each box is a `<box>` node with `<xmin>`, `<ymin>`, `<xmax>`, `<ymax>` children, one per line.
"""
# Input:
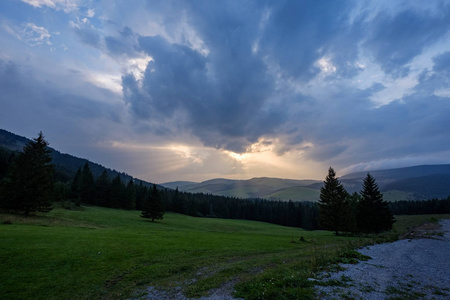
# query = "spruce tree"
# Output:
<box><xmin>80</xmin><ymin>163</ymin><xmax>94</xmax><ymax>204</ymax></box>
<box><xmin>135</xmin><ymin>181</ymin><xmax>148</xmax><ymax>211</ymax></box>
<box><xmin>141</xmin><ymin>184</ymin><xmax>164</xmax><ymax>222</ymax></box>
<box><xmin>0</xmin><ymin>148</ymin><xmax>15</xmax><ymax>180</ymax></box>
<box><xmin>94</xmin><ymin>170</ymin><xmax>111</xmax><ymax>206</ymax></box>
<box><xmin>110</xmin><ymin>174</ymin><xmax>124</xmax><ymax>208</ymax></box>
<box><xmin>124</xmin><ymin>179</ymin><xmax>136</xmax><ymax>210</ymax></box>
<box><xmin>319</xmin><ymin>167</ymin><xmax>350</xmax><ymax>235</ymax></box>
<box><xmin>172</xmin><ymin>187</ymin><xmax>184</xmax><ymax>213</ymax></box>
<box><xmin>346</xmin><ymin>192</ymin><xmax>360</xmax><ymax>234</ymax></box>
<box><xmin>71</xmin><ymin>168</ymin><xmax>82</xmax><ymax>206</ymax></box>
<box><xmin>3</xmin><ymin>132</ymin><xmax>54</xmax><ymax>214</ymax></box>
<box><xmin>357</xmin><ymin>173</ymin><xmax>395</xmax><ymax>233</ymax></box>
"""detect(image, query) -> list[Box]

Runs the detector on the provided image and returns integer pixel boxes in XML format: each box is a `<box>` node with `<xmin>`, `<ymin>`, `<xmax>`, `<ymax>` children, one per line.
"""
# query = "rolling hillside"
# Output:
<box><xmin>162</xmin><ymin>165</ymin><xmax>450</xmax><ymax>202</ymax></box>
<box><xmin>161</xmin><ymin>177</ymin><xmax>322</xmax><ymax>201</ymax></box>
<box><xmin>0</xmin><ymin>129</ymin><xmax>153</xmax><ymax>186</ymax></box>
<box><xmin>340</xmin><ymin>165</ymin><xmax>450</xmax><ymax>200</ymax></box>
<box><xmin>264</xmin><ymin>186</ymin><xmax>320</xmax><ymax>202</ymax></box>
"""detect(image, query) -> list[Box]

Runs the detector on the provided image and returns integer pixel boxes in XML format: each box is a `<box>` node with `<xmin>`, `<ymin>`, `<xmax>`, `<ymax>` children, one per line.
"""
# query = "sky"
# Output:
<box><xmin>1</xmin><ymin>0</ymin><xmax>450</xmax><ymax>183</ymax></box>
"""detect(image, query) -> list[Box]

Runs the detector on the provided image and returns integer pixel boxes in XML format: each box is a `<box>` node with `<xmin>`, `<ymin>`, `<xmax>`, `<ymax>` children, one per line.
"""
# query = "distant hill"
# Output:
<box><xmin>0</xmin><ymin>130</ymin><xmax>29</xmax><ymax>151</ymax></box>
<box><xmin>162</xmin><ymin>165</ymin><xmax>450</xmax><ymax>202</ymax></box>
<box><xmin>160</xmin><ymin>181</ymin><xmax>199</xmax><ymax>190</ymax></box>
<box><xmin>0</xmin><ymin>129</ymin><xmax>154</xmax><ymax>187</ymax></box>
<box><xmin>161</xmin><ymin>177</ymin><xmax>322</xmax><ymax>201</ymax></box>
<box><xmin>340</xmin><ymin>165</ymin><xmax>450</xmax><ymax>200</ymax></box>
<box><xmin>341</xmin><ymin>165</ymin><xmax>450</xmax><ymax>181</ymax></box>
<box><xmin>264</xmin><ymin>186</ymin><xmax>320</xmax><ymax>202</ymax></box>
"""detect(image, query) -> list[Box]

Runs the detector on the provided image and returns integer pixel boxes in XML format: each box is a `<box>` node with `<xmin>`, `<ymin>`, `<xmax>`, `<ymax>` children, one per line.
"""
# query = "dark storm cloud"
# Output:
<box><xmin>105</xmin><ymin>27</ymin><xmax>139</xmax><ymax>57</ymax></box>
<box><xmin>258</xmin><ymin>0</ymin><xmax>359</xmax><ymax>80</ymax></box>
<box><xmin>123</xmin><ymin>0</ymin><xmax>358</xmax><ymax>152</ymax></box>
<box><xmin>412</xmin><ymin>52</ymin><xmax>450</xmax><ymax>99</ymax></box>
<box><xmin>363</xmin><ymin>5</ymin><xmax>450</xmax><ymax>77</ymax></box>
<box><xmin>121</xmin><ymin>0</ymin><xmax>450</xmax><ymax>169</ymax></box>
<box><xmin>303</xmin><ymin>61</ymin><xmax>450</xmax><ymax>169</ymax></box>
<box><xmin>3</xmin><ymin>0</ymin><xmax>450</xmax><ymax>181</ymax></box>
<box><xmin>133</xmin><ymin>31</ymin><xmax>281</xmax><ymax>152</ymax></box>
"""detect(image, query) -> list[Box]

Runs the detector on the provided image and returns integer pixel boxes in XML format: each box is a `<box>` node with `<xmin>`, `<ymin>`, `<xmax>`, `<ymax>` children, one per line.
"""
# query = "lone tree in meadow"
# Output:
<box><xmin>357</xmin><ymin>173</ymin><xmax>395</xmax><ymax>233</ymax></box>
<box><xmin>2</xmin><ymin>132</ymin><xmax>54</xmax><ymax>214</ymax></box>
<box><xmin>319</xmin><ymin>167</ymin><xmax>350</xmax><ymax>235</ymax></box>
<box><xmin>141</xmin><ymin>184</ymin><xmax>164</xmax><ymax>222</ymax></box>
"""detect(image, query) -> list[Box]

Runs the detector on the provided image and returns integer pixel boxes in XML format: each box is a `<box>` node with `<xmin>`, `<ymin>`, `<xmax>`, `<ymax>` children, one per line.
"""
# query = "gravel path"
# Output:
<box><xmin>131</xmin><ymin>282</ymin><xmax>241</xmax><ymax>300</ymax></box>
<box><xmin>315</xmin><ymin>219</ymin><xmax>450</xmax><ymax>299</ymax></box>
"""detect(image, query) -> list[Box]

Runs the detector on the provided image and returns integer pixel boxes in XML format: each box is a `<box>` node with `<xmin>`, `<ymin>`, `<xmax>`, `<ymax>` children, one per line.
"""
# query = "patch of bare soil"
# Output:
<box><xmin>129</xmin><ymin>264</ymin><xmax>243</xmax><ymax>300</ymax></box>
<box><xmin>401</xmin><ymin>221</ymin><xmax>444</xmax><ymax>240</ymax></box>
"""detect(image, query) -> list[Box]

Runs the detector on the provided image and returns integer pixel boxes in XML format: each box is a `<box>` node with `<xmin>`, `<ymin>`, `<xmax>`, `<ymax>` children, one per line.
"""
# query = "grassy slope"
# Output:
<box><xmin>382</xmin><ymin>190</ymin><xmax>417</xmax><ymax>202</ymax></box>
<box><xmin>264</xmin><ymin>186</ymin><xmax>320</xmax><ymax>202</ymax></box>
<box><xmin>215</xmin><ymin>186</ymin><xmax>260</xmax><ymax>198</ymax></box>
<box><xmin>182</xmin><ymin>178</ymin><xmax>322</xmax><ymax>200</ymax></box>
<box><xmin>1</xmin><ymin>207</ymin><xmax>448</xmax><ymax>300</ymax></box>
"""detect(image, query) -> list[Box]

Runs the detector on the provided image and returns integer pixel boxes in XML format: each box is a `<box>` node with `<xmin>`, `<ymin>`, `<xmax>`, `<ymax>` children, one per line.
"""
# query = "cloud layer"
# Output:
<box><xmin>1</xmin><ymin>0</ymin><xmax>450</xmax><ymax>182</ymax></box>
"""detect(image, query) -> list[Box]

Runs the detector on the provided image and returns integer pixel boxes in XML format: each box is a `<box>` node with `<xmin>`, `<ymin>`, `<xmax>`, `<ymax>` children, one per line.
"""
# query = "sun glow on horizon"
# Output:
<box><xmin>100</xmin><ymin>138</ymin><xmax>325</xmax><ymax>182</ymax></box>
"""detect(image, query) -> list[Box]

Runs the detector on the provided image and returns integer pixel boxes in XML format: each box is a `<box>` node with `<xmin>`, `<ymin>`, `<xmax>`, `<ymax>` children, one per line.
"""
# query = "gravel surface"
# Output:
<box><xmin>315</xmin><ymin>219</ymin><xmax>450</xmax><ymax>299</ymax></box>
<box><xmin>131</xmin><ymin>281</ymin><xmax>241</xmax><ymax>300</ymax></box>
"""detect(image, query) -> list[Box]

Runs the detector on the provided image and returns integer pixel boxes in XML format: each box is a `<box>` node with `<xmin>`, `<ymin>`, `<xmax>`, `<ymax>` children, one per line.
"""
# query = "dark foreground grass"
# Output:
<box><xmin>1</xmin><ymin>207</ymin><xmax>448</xmax><ymax>300</ymax></box>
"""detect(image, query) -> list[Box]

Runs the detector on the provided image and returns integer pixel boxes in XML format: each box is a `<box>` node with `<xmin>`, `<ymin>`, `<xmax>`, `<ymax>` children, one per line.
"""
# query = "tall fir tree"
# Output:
<box><xmin>80</xmin><ymin>163</ymin><xmax>94</xmax><ymax>204</ymax></box>
<box><xmin>141</xmin><ymin>184</ymin><xmax>164</xmax><ymax>222</ymax></box>
<box><xmin>110</xmin><ymin>174</ymin><xmax>123</xmax><ymax>208</ymax></box>
<box><xmin>357</xmin><ymin>173</ymin><xmax>395</xmax><ymax>233</ymax></box>
<box><xmin>94</xmin><ymin>170</ymin><xmax>111</xmax><ymax>206</ymax></box>
<box><xmin>1</xmin><ymin>132</ymin><xmax>54</xmax><ymax>214</ymax></box>
<box><xmin>135</xmin><ymin>181</ymin><xmax>148</xmax><ymax>211</ymax></box>
<box><xmin>0</xmin><ymin>148</ymin><xmax>15</xmax><ymax>180</ymax></box>
<box><xmin>124</xmin><ymin>179</ymin><xmax>136</xmax><ymax>210</ymax></box>
<box><xmin>172</xmin><ymin>187</ymin><xmax>185</xmax><ymax>213</ymax></box>
<box><xmin>71</xmin><ymin>168</ymin><xmax>82</xmax><ymax>206</ymax></box>
<box><xmin>319</xmin><ymin>167</ymin><xmax>350</xmax><ymax>235</ymax></box>
<box><xmin>346</xmin><ymin>192</ymin><xmax>360</xmax><ymax>234</ymax></box>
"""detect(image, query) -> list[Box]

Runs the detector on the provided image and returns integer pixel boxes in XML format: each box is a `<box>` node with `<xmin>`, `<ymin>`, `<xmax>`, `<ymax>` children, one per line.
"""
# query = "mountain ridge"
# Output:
<box><xmin>162</xmin><ymin>165</ymin><xmax>450</xmax><ymax>201</ymax></box>
<box><xmin>0</xmin><ymin>129</ymin><xmax>154</xmax><ymax>187</ymax></box>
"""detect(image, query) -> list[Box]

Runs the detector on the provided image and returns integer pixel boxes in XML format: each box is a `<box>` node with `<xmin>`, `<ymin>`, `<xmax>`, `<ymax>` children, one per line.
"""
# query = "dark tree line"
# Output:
<box><xmin>141</xmin><ymin>184</ymin><xmax>164</xmax><ymax>222</ymax></box>
<box><xmin>162</xmin><ymin>188</ymin><xmax>320</xmax><ymax>230</ymax></box>
<box><xmin>69</xmin><ymin>162</ymin><xmax>154</xmax><ymax>211</ymax></box>
<box><xmin>389</xmin><ymin>197</ymin><xmax>450</xmax><ymax>215</ymax></box>
<box><xmin>0</xmin><ymin>133</ymin><xmax>149</xmax><ymax>214</ymax></box>
<box><xmin>0</xmin><ymin>135</ymin><xmax>318</xmax><ymax>227</ymax></box>
<box><xmin>66</xmin><ymin>167</ymin><xmax>320</xmax><ymax>228</ymax></box>
<box><xmin>1</xmin><ymin>133</ymin><xmax>449</xmax><ymax>230</ymax></box>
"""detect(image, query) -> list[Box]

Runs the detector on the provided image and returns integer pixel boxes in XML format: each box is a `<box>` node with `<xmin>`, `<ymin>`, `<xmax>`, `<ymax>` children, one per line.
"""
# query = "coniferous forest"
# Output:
<box><xmin>1</xmin><ymin>133</ymin><xmax>450</xmax><ymax>232</ymax></box>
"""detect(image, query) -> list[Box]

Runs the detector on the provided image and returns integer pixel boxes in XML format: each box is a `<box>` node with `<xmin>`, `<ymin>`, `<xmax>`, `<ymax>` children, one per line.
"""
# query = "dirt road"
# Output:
<box><xmin>316</xmin><ymin>219</ymin><xmax>450</xmax><ymax>299</ymax></box>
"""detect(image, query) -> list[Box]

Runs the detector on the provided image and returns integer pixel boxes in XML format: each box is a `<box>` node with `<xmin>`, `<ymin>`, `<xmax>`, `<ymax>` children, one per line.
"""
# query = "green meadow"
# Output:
<box><xmin>1</xmin><ymin>207</ymin><xmax>447</xmax><ymax>300</ymax></box>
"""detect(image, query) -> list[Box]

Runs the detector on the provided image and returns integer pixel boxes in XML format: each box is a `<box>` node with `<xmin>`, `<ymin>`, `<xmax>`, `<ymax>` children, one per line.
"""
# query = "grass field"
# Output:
<box><xmin>264</xmin><ymin>186</ymin><xmax>320</xmax><ymax>202</ymax></box>
<box><xmin>0</xmin><ymin>207</ymin><xmax>448</xmax><ymax>300</ymax></box>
